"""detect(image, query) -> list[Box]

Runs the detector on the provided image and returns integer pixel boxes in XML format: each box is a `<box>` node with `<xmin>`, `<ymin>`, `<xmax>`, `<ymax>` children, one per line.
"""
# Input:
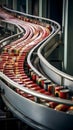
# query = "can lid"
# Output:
<box><xmin>55</xmin><ymin>86</ymin><xmax>63</xmax><ymax>91</ymax></box>
<box><xmin>60</xmin><ymin>89</ymin><xmax>69</xmax><ymax>93</ymax></box>
<box><xmin>44</xmin><ymin>79</ymin><xmax>51</xmax><ymax>84</ymax></box>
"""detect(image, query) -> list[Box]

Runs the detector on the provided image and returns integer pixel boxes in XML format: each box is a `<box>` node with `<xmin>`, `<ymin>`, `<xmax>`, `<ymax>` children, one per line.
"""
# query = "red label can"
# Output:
<box><xmin>59</xmin><ymin>89</ymin><xmax>69</xmax><ymax>99</ymax></box>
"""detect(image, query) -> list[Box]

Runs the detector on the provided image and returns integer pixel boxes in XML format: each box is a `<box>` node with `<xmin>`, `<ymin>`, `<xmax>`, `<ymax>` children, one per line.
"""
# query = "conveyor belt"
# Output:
<box><xmin>0</xmin><ymin>7</ymin><xmax>73</xmax><ymax>130</ymax></box>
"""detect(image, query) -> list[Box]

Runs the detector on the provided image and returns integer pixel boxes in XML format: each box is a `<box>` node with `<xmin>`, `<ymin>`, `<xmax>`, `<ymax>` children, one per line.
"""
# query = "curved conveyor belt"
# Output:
<box><xmin>0</xmin><ymin>7</ymin><xmax>73</xmax><ymax>130</ymax></box>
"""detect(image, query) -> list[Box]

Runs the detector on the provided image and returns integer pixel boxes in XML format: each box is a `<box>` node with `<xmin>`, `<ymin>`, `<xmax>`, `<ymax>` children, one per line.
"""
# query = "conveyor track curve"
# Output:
<box><xmin>0</xmin><ymin>7</ymin><xmax>73</xmax><ymax>130</ymax></box>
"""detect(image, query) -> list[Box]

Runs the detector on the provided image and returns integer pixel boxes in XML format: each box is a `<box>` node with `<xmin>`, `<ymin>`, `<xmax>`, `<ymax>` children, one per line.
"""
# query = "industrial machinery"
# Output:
<box><xmin>0</xmin><ymin>6</ymin><xmax>73</xmax><ymax>130</ymax></box>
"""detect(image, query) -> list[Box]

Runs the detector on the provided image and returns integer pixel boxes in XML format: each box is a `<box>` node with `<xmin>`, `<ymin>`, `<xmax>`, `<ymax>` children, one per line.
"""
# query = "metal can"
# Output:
<box><xmin>59</xmin><ymin>89</ymin><xmax>69</xmax><ymax>99</ymax></box>
<box><xmin>36</xmin><ymin>77</ymin><xmax>43</xmax><ymax>86</ymax></box>
<box><xmin>55</xmin><ymin>86</ymin><xmax>63</xmax><ymax>97</ymax></box>
<box><xmin>44</xmin><ymin>79</ymin><xmax>51</xmax><ymax>90</ymax></box>
<box><xmin>31</xmin><ymin>72</ymin><xmax>36</xmax><ymax>81</ymax></box>
<box><xmin>49</xmin><ymin>102</ymin><xmax>58</xmax><ymax>108</ymax></box>
<box><xmin>38</xmin><ymin>77</ymin><xmax>47</xmax><ymax>88</ymax></box>
<box><xmin>68</xmin><ymin>106</ymin><xmax>73</xmax><ymax>111</ymax></box>
<box><xmin>48</xmin><ymin>84</ymin><xmax>55</xmax><ymax>94</ymax></box>
<box><xmin>66</xmin><ymin>106</ymin><xmax>73</xmax><ymax>114</ymax></box>
<box><xmin>55</xmin><ymin>86</ymin><xmax>63</xmax><ymax>91</ymax></box>
<box><xmin>55</xmin><ymin>104</ymin><xmax>69</xmax><ymax>111</ymax></box>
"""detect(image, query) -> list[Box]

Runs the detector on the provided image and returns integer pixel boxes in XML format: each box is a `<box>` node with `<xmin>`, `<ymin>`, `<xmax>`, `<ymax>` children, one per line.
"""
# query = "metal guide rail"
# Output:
<box><xmin>0</xmin><ymin>20</ymin><xmax>24</xmax><ymax>50</ymax></box>
<box><xmin>37</xmin><ymin>28</ymin><xmax>73</xmax><ymax>89</ymax></box>
<box><xmin>0</xmin><ymin>7</ymin><xmax>73</xmax><ymax>130</ymax></box>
